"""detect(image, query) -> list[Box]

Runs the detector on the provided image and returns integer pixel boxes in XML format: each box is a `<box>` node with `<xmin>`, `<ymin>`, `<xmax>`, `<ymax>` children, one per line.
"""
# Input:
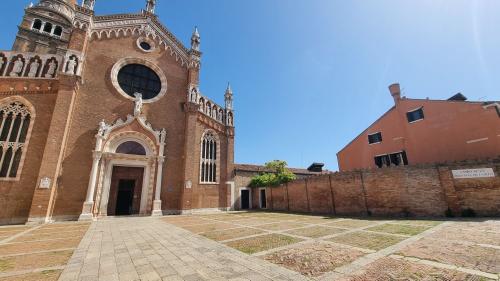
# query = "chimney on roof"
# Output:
<box><xmin>389</xmin><ymin>83</ymin><xmax>401</xmax><ymax>105</ymax></box>
<box><xmin>307</xmin><ymin>163</ymin><xmax>324</xmax><ymax>173</ymax></box>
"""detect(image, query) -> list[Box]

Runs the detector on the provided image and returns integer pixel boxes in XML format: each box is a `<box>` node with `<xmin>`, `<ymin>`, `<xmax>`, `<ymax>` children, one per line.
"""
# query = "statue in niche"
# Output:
<box><xmin>66</xmin><ymin>57</ymin><xmax>77</xmax><ymax>75</ymax></box>
<box><xmin>9</xmin><ymin>58</ymin><xmax>24</xmax><ymax>77</ymax></box>
<box><xmin>44</xmin><ymin>60</ymin><xmax>57</xmax><ymax>78</ymax></box>
<box><xmin>98</xmin><ymin>120</ymin><xmax>108</xmax><ymax>136</ymax></box>
<box><xmin>190</xmin><ymin>88</ymin><xmax>198</xmax><ymax>103</ymax></box>
<box><xmin>227</xmin><ymin>114</ymin><xmax>233</xmax><ymax>126</ymax></box>
<box><xmin>28</xmin><ymin>60</ymin><xmax>40</xmax><ymax>77</ymax></box>
<box><xmin>133</xmin><ymin>93</ymin><xmax>143</xmax><ymax>116</ymax></box>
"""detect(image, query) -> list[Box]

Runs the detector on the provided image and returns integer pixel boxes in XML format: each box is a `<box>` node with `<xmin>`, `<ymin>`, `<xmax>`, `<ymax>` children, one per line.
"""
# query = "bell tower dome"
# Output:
<box><xmin>12</xmin><ymin>0</ymin><xmax>76</xmax><ymax>55</ymax></box>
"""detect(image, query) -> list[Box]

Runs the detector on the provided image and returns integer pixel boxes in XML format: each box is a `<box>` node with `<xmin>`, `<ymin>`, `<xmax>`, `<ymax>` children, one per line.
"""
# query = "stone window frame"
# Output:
<box><xmin>136</xmin><ymin>37</ymin><xmax>156</xmax><ymax>53</ymax></box>
<box><xmin>199</xmin><ymin>129</ymin><xmax>220</xmax><ymax>184</ymax></box>
<box><xmin>31</xmin><ymin>19</ymin><xmax>63</xmax><ymax>38</ymax></box>
<box><xmin>0</xmin><ymin>97</ymin><xmax>36</xmax><ymax>182</ymax></box>
<box><xmin>110</xmin><ymin>57</ymin><xmax>168</xmax><ymax>104</ymax></box>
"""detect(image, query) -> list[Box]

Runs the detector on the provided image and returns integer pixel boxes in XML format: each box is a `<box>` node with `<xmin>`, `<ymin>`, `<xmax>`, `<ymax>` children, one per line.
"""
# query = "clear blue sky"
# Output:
<box><xmin>2</xmin><ymin>1</ymin><xmax>500</xmax><ymax>171</ymax></box>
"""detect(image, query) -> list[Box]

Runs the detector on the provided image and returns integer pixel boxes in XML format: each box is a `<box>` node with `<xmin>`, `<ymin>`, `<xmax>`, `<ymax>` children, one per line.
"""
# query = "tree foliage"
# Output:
<box><xmin>249</xmin><ymin>160</ymin><xmax>297</xmax><ymax>187</ymax></box>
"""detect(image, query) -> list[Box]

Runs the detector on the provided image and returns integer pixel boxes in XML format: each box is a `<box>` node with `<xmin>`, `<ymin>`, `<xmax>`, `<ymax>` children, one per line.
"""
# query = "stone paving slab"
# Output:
<box><xmin>59</xmin><ymin>217</ymin><xmax>308</xmax><ymax>281</ymax></box>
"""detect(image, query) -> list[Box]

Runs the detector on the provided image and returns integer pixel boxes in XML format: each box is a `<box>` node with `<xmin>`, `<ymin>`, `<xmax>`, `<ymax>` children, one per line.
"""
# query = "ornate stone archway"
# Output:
<box><xmin>79</xmin><ymin>94</ymin><xmax>166</xmax><ymax>220</ymax></box>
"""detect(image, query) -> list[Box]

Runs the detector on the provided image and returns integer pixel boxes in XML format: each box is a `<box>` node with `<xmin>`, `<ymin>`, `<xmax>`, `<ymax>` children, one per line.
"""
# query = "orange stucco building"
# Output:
<box><xmin>337</xmin><ymin>83</ymin><xmax>500</xmax><ymax>171</ymax></box>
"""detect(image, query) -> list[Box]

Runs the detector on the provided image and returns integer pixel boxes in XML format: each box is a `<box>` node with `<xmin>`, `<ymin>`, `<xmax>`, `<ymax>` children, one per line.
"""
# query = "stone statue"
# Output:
<box><xmin>66</xmin><ymin>57</ymin><xmax>77</xmax><ymax>75</ymax></box>
<box><xmin>98</xmin><ymin>120</ymin><xmax>107</xmax><ymax>136</ymax></box>
<box><xmin>146</xmin><ymin>0</ymin><xmax>156</xmax><ymax>13</ymax></box>
<box><xmin>227</xmin><ymin>114</ymin><xmax>233</xmax><ymax>126</ymax></box>
<box><xmin>190</xmin><ymin>88</ymin><xmax>197</xmax><ymax>103</ymax></box>
<box><xmin>134</xmin><ymin>93</ymin><xmax>143</xmax><ymax>116</ymax></box>
<box><xmin>27</xmin><ymin>60</ymin><xmax>40</xmax><ymax>77</ymax></box>
<box><xmin>82</xmin><ymin>0</ymin><xmax>96</xmax><ymax>10</ymax></box>
<box><xmin>160</xmin><ymin>129</ymin><xmax>166</xmax><ymax>144</ymax></box>
<box><xmin>44</xmin><ymin>60</ymin><xmax>56</xmax><ymax>78</ymax></box>
<box><xmin>10</xmin><ymin>58</ymin><xmax>24</xmax><ymax>77</ymax></box>
<box><xmin>191</xmin><ymin>27</ymin><xmax>201</xmax><ymax>51</ymax></box>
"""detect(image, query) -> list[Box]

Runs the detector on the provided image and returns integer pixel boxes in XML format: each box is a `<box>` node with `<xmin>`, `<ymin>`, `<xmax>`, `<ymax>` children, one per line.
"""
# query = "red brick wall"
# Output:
<box><xmin>261</xmin><ymin>159</ymin><xmax>500</xmax><ymax>217</ymax></box>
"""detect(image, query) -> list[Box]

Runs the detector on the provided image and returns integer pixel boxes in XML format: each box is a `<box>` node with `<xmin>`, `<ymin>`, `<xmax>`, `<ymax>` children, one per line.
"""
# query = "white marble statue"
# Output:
<box><xmin>160</xmin><ymin>129</ymin><xmax>166</xmax><ymax>144</ymax></box>
<box><xmin>9</xmin><ymin>58</ymin><xmax>24</xmax><ymax>77</ymax></box>
<box><xmin>134</xmin><ymin>93</ymin><xmax>143</xmax><ymax>116</ymax></box>
<box><xmin>44</xmin><ymin>60</ymin><xmax>56</xmax><ymax>78</ymax></box>
<box><xmin>98</xmin><ymin>120</ymin><xmax>107</xmax><ymax>136</ymax></box>
<box><xmin>28</xmin><ymin>60</ymin><xmax>40</xmax><ymax>77</ymax></box>
<box><xmin>190</xmin><ymin>88</ymin><xmax>197</xmax><ymax>103</ymax></box>
<box><xmin>66</xmin><ymin>57</ymin><xmax>77</xmax><ymax>75</ymax></box>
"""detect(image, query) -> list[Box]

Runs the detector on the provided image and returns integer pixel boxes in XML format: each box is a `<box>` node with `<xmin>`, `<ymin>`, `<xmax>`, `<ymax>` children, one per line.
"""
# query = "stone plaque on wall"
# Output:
<box><xmin>452</xmin><ymin>168</ymin><xmax>495</xmax><ymax>179</ymax></box>
<box><xmin>39</xmin><ymin>177</ymin><xmax>51</xmax><ymax>189</ymax></box>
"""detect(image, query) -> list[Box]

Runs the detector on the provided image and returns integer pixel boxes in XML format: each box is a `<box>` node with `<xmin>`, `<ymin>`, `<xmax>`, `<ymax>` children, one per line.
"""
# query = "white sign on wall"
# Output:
<box><xmin>452</xmin><ymin>168</ymin><xmax>495</xmax><ymax>179</ymax></box>
<box><xmin>39</xmin><ymin>177</ymin><xmax>51</xmax><ymax>189</ymax></box>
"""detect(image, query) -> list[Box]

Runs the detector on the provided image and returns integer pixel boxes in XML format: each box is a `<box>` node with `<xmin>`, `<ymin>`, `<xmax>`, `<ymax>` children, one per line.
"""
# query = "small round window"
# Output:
<box><xmin>140</xmin><ymin>41</ymin><xmax>151</xmax><ymax>51</ymax></box>
<box><xmin>117</xmin><ymin>64</ymin><xmax>162</xmax><ymax>100</ymax></box>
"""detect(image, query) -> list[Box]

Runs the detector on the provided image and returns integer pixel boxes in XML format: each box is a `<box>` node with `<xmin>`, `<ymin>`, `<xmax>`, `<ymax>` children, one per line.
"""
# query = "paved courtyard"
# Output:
<box><xmin>0</xmin><ymin>212</ymin><xmax>499</xmax><ymax>280</ymax></box>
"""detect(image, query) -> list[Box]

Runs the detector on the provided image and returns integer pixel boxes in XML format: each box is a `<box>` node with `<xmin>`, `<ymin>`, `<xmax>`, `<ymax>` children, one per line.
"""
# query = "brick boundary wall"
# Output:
<box><xmin>258</xmin><ymin>158</ymin><xmax>500</xmax><ymax>217</ymax></box>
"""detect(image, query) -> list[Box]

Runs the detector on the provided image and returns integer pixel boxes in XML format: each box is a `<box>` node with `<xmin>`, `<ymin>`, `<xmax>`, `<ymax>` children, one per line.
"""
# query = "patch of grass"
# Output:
<box><xmin>367</xmin><ymin>223</ymin><xmax>430</xmax><ymax>236</ymax></box>
<box><xmin>326</xmin><ymin>219</ymin><xmax>379</xmax><ymax>229</ymax></box>
<box><xmin>286</xmin><ymin>226</ymin><xmax>346</xmax><ymax>238</ymax></box>
<box><xmin>259</xmin><ymin>222</ymin><xmax>308</xmax><ymax>231</ymax></box>
<box><xmin>0</xmin><ymin>259</ymin><xmax>13</xmax><ymax>272</ymax></box>
<box><xmin>201</xmin><ymin>227</ymin><xmax>263</xmax><ymax>242</ymax></box>
<box><xmin>329</xmin><ymin>231</ymin><xmax>405</xmax><ymax>251</ymax></box>
<box><xmin>181</xmin><ymin>222</ymin><xmax>235</xmax><ymax>234</ymax></box>
<box><xmin>0</xmin><ymin>270</ymin><xmax>62</xmax><ymax>281</ymax></box>
<box><xmin>225</xmin><ymin>234</ymin><xmax>302</xmax><ymax>254</ymax></box>
<box><xmin>391</xmin><ymin>220</ymin><xmax>443</xmax><ymax>227</ymax></box>
<box><xmin>0</xmin><ymin>250</ymin><xmax>72</xmax><ymax>273</ymax></box>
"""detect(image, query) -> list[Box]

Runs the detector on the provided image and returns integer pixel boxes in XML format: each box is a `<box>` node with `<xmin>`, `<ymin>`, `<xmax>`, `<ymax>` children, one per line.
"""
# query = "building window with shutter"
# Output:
<box><xmin>0</xmin><ymin>101</ymin><xmax>33</xmax><ymax>180</ymax></box>
<box><xmin>200</xmin><ymin>130</ymin><xmax>218</xmax><ymax>183</ymax></box>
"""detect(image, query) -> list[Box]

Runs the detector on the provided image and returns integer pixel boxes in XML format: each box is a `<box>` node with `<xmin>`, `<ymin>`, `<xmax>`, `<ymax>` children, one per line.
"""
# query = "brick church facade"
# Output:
<box><xmin>0</xmin><ymin>0</ymin><xmax>235</xmax><ymax>224</ymax></box>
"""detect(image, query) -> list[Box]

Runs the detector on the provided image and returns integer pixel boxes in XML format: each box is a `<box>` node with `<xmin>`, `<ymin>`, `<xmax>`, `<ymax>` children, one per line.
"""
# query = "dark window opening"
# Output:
<box><xmin>407</xmin><ymin>108</ymin><xmax>424</xmax><ymax>123</ymax></box>
<box><xmin>117</xmin><ymin>64</ymin><xmax>162</xmax><ymax>100</ymax></box>
<box><xmin>368</xmin><ymin>132</ymin><xmax>382</xmax><ymax>144</ymax></box>
<box><xmin>43</xmin><ymin>22</ymin><xmax>53</xmax><ymax>33</ymax></box>
<box><xmin>53</xmin><ymin>26</ymin><xmax>62</xmax><ymax>36</ymax></box>
<box><xmin>116</xmin><ymin>141</ymin><xmax>146</xmax><ymax>155</ymax></box>
<box><xmin>260</xmin><ymin>189</ymin><xmax>267</xmax><ymax>209</ymax></box>
<box><xmin>32</xmin><ymin>19</ymin><xmax>42</xmax><ymax>30</ymax></box>
<box><xmin>374</xmin><ymin>151</ymin><xmax>408</xmax><ymax>168</ymax></box>
<box><xmin>140</xmin><ymin>41</ymin><xmax>151</xmax><ymax>51</ymax></box>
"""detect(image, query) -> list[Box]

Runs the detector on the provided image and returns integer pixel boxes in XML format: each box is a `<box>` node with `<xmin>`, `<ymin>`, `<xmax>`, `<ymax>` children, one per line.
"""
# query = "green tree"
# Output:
<box><xmin>249</xmin><ymin>160</ymin><xmax>297</xmax><ymax>187</ymax></box>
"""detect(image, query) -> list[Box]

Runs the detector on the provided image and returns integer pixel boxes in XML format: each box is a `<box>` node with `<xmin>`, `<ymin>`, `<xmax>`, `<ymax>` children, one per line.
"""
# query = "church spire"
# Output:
<box><xmin>146</xmin><ymin>0</ymin><xmax>156</xmax><ymax>14</ymax></box>
<box><xmin>225</xmin><ymin>83</ymin><xmax>233</xmax><ymax>110</ymax></box>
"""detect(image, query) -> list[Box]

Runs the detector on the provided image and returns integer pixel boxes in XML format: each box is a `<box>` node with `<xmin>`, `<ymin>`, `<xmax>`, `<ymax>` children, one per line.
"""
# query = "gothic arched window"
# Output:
<box><xmin>200</xmin><ymin>131</ymin><xmax>218</xmax><ymax>183</ymax></box>
<box><xmin>0</xmin><ymin>101</ymin><xmax>33</xmax><ymax>179</ymax></box>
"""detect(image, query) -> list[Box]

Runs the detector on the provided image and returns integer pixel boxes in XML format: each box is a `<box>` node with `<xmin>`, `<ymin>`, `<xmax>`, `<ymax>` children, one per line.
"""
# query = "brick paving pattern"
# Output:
<box><xmin>1</xmin><ymin>212</ymin><xmax>499</xmax><ymax>280</ymax></box>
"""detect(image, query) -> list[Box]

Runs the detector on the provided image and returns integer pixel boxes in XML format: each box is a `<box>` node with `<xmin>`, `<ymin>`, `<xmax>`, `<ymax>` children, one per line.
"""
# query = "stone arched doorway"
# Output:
<box><xmin>78</xmin><ymin>94</ymin><xmax>166</xmax><ymax>220</ymax></box>
<box><xmin>97</xmin><ymin>133</ymin><xmax>157</xmax><ymax>217</ymax></box>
